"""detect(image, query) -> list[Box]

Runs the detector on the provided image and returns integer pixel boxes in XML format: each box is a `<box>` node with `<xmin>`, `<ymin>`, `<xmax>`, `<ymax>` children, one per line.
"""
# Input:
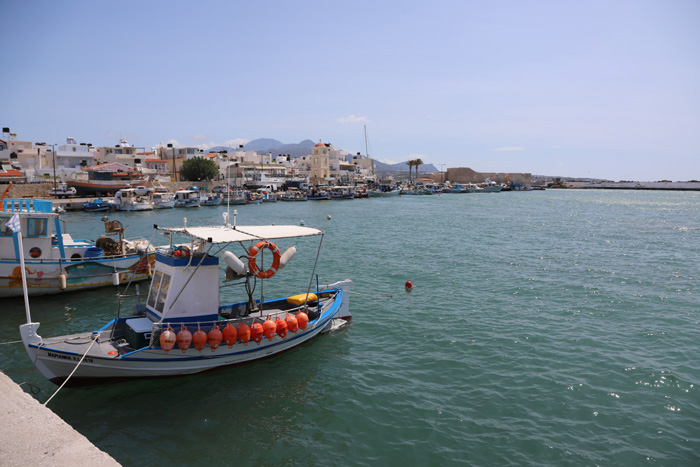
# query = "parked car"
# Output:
<box><xmin>132</xmin><ymin>185</ymin><xmax>154</xmax><ymax>196</ymax></box>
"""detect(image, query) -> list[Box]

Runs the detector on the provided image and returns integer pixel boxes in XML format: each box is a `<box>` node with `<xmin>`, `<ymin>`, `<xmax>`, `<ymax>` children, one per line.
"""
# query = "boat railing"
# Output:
<box><xmin>2</xmin><ymin>198</ymin><xmax>53</xmax><ymax>213</ymax></box>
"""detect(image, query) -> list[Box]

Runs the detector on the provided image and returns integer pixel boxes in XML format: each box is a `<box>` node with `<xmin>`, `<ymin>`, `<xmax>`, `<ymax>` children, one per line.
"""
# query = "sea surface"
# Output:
<box><xmin>1</xmin><ymin>190</ymin><xmax>699</xmax><ymax>466</ymax></box>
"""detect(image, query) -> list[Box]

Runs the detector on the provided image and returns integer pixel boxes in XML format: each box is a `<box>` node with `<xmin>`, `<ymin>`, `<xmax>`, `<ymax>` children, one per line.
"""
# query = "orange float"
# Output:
<box><xmin>221</xmin><ymin>323</ymin><xmax>237</xmax><ymax>348</ymax></box>
<box><xmin>276</xmin><ymin>317</ymin><xmax>287</xmax><ymax>339</ymax></box>
<box><xmin>250</xmin><ymin>322</ymin><xmax>264</xmax><ymax>344</ymax></box>
<box><xmin>263</xmin><ymin>317</ymin><xmax>276</xmax><ymax>341</ymax></box>
<box><xmin>247</xmin><ymin>241</ymin><xmax>281</xmax><ymax>279</ymax></box>
<box><xmin>176</xmin><ymin>325</ymin><xmax>192</xmax><ymax>353</ymax></box>
<box><xmin>285</xmin><ymin>314</ymin><xmax>298</xmax><ymax>334</ymax></box>
<box><xmin>160</xmin><ymin>326</ymin><xmax>176</xmax><ymax>353</ymax></box>
<box><xmin>208</xmin><ymin>325</ymin><xmax>223</xmax><ymax>351</ymax></box>
<box><xmin>192</xmin><ymin>327</ymin><xmax>207</xmax><ymax>352</ymax></box>
<box><xmin>238</xmin><ymin>322</ymin><xmax>251</xmax><ymax>346</ymax></box>
<box><xmin>297</xmin><ymin>311</ymin><xmax>309</xmax><ymax>330</ymax></box>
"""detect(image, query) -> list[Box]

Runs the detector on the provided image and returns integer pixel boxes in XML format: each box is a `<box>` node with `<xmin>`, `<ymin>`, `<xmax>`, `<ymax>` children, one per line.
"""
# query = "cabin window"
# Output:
<box><xmin>147</xmin><ymin>271</ymin><xmax>162</xmax><ymax>309</ymax></box>
<box><xmin>147</xmin><ymin>270</ymin><xmax>171</xmax><ymax>313</ymax></box>
<box><xmin>26</xmin><ymin>218</ymin><xmax>47</xmax><ymax>237</ymax></box>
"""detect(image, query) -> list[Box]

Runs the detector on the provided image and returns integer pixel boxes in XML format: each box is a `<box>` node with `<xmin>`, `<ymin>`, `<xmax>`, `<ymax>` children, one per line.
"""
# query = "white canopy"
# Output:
<box><xmin>158</xmin><ymin>224</ymin><xmax>324</xmax><ymax>244</ymax></box>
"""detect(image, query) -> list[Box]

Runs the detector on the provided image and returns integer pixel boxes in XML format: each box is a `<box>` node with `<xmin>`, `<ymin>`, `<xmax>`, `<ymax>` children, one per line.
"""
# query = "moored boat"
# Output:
<box><xmin>174</xmin><ymin>190</ymin><xmax>201</xmax><ymax>208</ymax></box>
<box><xmin>83</xmin><ymin>198</ymin><xmax>115</xmax><ymax>212</ymax></box>
<box><xmin>150</xmin><ymin>192</ymin><xmax>175</xmax><ymax>209</ymax></box>
<box><xmin>1</xmin><ymin>198</ymin><xmax>155</xmax><ymax>297</ymax></box>
<box><xmin>19</xmin><ymin>216</ymin><xmax>352</xmax><ymax>385</ymax></box>
<box><xmin>112</xmin><ymin>188</ymin><xmax>155</xmax><ymax>211</ymax></box>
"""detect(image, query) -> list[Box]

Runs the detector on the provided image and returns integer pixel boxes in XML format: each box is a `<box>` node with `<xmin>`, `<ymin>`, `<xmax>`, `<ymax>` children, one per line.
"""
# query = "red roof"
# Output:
<box><xmin>146</xmin><ymin>158</ymin><xmax>167</xmax><ymax>163</ymax></box>
<box><xmin>314</xmin><ymin>142</ymin><xmax>326</xmax><ymax>147</ymax></box>
<box><xmin>0</xmin><ymin>168</ymin><xmax>24</xmax><ymax>177</ymax></box>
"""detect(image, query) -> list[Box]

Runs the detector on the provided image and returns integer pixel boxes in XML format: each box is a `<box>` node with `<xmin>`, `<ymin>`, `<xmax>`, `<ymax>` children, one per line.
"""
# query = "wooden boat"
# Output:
<box><xmin>174</xmin><ymin>190</ymin><xmax>201</xmax><ymax>208</ymax></box>
<box><xmin>19</xmin><ymin>216</ymin><xmax>352</xmax><ymax>385</ymax></box>
<box><xmin>112</xmin><ymin>188</ymin><xmax>154</xmax><ymax>211</ymax></box>
<box><xmin>1</xmin><ymin>199</ymin><xmax>155</xmax><ymax>297</ymax></box>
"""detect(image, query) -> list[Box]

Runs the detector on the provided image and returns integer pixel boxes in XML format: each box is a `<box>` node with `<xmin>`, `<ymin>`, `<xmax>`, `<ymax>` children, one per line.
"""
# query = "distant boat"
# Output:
<box><xmin>1</xmin><ymin>198</ymin><xmax>155</xmax><ymax>297</ymax></box>
<box><xmin>330</xmin><ymin>186</ymin><xmax>355</xmax><ymax>200</ymax></box>
<box><xmin>83</xmin><ymin>198</ymin><xmax>114</xmax><ymax>212</ymax></box>
<box><xmin>150</xmin><ymin>192</ymin><xmax>175</xmax><ymax>209</ymax></box>
<box><xmin>66</xmin><ymin>162</ymin><xmax>146</xmax><ymax>196</ymax></box>
<box><xmin>368</xmin><ymin>185</ymin><xmax>400</xmax><ymax>197</ymax></box>
<box><xmin>112</xmin><ymin>188</ymin><xmax>154</xmax><ymax>211</ymax></box>
<box><xmin>174</xmin><ymin>190</ymin><xmax>201</xmax><ymax>208</ymax></box>
<box><xmin>278</xmin><ymin>190</ymin><xmax>307</xmax><ymax>201</ymax></box>
<box><xmin>47</xmin><ymin>183</ymin><xmax>77</xmax><ymax>198</ymax></box>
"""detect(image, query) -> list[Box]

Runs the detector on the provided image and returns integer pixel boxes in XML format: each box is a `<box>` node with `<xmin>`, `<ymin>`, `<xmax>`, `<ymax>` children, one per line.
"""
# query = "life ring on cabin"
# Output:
<box><xmin>248</xmin><ymin>241</ymin><xmax>281</xmax><ymax>279</ymax></box>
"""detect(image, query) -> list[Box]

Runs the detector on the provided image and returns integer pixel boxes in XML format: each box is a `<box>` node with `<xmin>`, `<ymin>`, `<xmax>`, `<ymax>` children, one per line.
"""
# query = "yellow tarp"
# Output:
<box><xmin>286</xmin><ymin>293</ymin><xmax>318</xmax><ymax>306</ymax></box>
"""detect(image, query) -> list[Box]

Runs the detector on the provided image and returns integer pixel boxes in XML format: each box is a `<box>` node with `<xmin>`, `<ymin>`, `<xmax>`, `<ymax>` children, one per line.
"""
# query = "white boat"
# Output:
<box><xmin>173</xmin><ymin>190</ymin><xmax>201</xmax><ymax>208</ymax></box>
<box><xmin>367</xmin><ymin>186</ymin><xmax>400</xmax><ymax>197</ymax></box>
<box><xmin>150</xmin><ymin>192</ymin><xmax>175</xmax><ymax>209</ymax></box>
<box><xmin>200</xmin><ymin>193</ymin><xmax>223</xmax><ymax>206</ymax></box>
<box><xmin>47</xmin><ymin>183</ymin><xmax>77</xmax><ymax>198</ymax></box>
<box><xmin>479</xmin><ymin>179</ymin><xmax>503</xmax><ymax>193</ymax></box>
<box><xmin>112</xmin><ymin>188</ymin><xmax>155</xmax><ymax>211</ymax></box>
<box><xmin>330</xmin><ymin>186</ymin><xmax>355</xmax><ymax>200</ymax></box>
<box><xmin>19</xmin><ymin>215</ymin><xmax>352</xmax><ymax>385</ymax></box>
<box><xmin>0</xmin><ymin>198</ymin><xmax>156</xmax><ymax>297</ymax></box>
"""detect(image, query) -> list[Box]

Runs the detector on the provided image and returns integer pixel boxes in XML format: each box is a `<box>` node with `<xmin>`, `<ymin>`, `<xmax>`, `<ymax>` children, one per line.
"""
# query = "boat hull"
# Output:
<box><xmin>21</xmin><ymin>288</ymin><xmax>348</xmax><ymax>384</ymax></box>
<box><xmin>0</xmin><ymin>253</ymin><xmax>155</xmax><ymax>297</ymax></box>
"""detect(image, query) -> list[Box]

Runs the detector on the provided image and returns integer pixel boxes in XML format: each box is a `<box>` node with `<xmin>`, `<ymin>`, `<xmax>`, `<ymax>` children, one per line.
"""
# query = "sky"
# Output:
<box><xmin>2</xmin><ymin>0</ymin><xmax>699</xmax><ymax>180</ymax></box>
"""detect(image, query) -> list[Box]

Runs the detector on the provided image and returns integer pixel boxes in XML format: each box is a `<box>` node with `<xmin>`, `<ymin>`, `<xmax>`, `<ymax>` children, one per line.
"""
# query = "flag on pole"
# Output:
<box><xmin>8</xmin><ymin>213</ymin><xmax>21</xmax><ymax>233</ymax></box>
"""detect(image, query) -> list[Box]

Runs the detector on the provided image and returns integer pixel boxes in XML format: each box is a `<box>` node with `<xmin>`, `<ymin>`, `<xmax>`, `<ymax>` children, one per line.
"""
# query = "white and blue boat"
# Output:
<box><xmin>0</xmin><ymin>198</ymin><xmax>155</xmax><ymax>297</ymax></box>
<box><xmin>19</xmin><ymin>215</ymin><xmax>352</xmax><ymax>384</ymax></box>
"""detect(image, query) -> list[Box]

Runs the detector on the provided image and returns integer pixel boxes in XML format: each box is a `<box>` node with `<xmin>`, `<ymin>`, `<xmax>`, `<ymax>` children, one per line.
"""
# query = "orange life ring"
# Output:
<box><xmin>248</xmin><ymin>241</ymin><xmax>281</xmax><ymax>279</ymax></box>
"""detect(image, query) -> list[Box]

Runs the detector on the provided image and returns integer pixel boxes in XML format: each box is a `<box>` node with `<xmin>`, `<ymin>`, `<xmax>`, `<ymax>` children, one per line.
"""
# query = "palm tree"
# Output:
<box><xmin>414</xmin><ymin>158</ymin><xmax>423</xmax><ymax>180</ymax></box>
<box><xmin>406</xmin><ymin>159</ymin><xmax>416</xmax><ymax>180</ymax></box>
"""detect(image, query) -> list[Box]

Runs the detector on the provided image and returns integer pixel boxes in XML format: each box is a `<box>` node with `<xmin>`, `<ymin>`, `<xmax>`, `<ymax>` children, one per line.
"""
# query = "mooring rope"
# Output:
<box><xmin>0</xmin><ymin>340</ymin><xmax>22</xmax><ymax>345</ymax></box>
<box><xmin>43</xmin><ymin>336</ymin><xmax>98</xmax><ymax>406</ymax></box>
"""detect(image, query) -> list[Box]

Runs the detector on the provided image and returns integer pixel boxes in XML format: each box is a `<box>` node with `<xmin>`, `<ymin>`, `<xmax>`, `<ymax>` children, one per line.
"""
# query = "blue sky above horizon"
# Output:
<box><xmin>2</xmin><ymin>0</ymin><xmax>698</xmax><ymax>180</ymax></box>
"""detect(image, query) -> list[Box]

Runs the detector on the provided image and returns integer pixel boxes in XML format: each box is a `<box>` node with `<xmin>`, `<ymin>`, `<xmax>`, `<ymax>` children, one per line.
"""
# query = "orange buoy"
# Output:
<box><xmin>263</xmin><ymin>317</ymin><xmax>276</xmax><ymax>341</ymax></box>
<box><xmin>250</xmin><ymin>322</ymin><xmax>264</xmax><ymax>344</ymax></box>
<box><xmin>176</xmin><ymin>325</ymin><xmax>192</xmax><ymax>353</ymax></box>
<box><xmin>160</xmin><ymin>326</ymin><xmax>176</xmax><ymax>353</ymax></box>
<box><xmin>192</xmin><ymin>327</ymin><xmax>207</xmax><ymax>352</ymax></box>
<box><xmin>285</xmin><ymin>314</ymin><xmax>298</xmax><ymax>333</ymax></box>
<box><xmin>208</xmin><ymin>325</ymin><xmax>223</xmax><ymax>351</ymax></box>
<box><xmin>276</xmin><ymin>317</ymin><xmax>287</xmax><ymax>339</ymax></box>
<box><xmin>238</xmin><ymin>322</ymin><xmax>251</xmax><ymax>346</ymax></box>
<box><xmin>221</xmin><ymin>323</ymin><xmax>237</xmax><ymax>348</ymax></box>
<box><xmin>297</xmin><ymin>311</ymin><xmax>309</xmax><ymax>330</ymax></box>
<box><xmin>405</xmin><ymin>280</ymin><xmax>413</xmax><ymax>291</ymax></box>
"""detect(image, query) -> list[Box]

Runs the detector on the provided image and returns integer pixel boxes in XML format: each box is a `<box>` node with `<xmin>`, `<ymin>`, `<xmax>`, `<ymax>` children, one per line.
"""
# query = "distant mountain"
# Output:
<box><xmin>245</xmin><ymin>139</ymin><xmax>315</xmax><ymax>159</ymax></box>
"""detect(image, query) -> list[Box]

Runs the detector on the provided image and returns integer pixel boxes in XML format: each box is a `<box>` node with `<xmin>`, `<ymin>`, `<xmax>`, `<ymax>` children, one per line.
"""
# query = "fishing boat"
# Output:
<box><xmin>0</xmin><ymin>198</ymin><xmax>155</xmax><ymax>297</ymax></box>
<box><xmin>278</xmin><ymin>189</ymin><xmax>307</xmax><ymax>202</ymax></box>
<box><xmin>479</xmin><ymin>179</ymin><xmax>503</xmax><ymax>193</ymax></box>
<box><xmin>225</xmin><ymin>190</ymin><xmax>248</xmax><ymax>205</ymax></box>
<box><xmin>200</xmin><ymin>194</ymin><xmax>223</xmax><ymax>206</ymax></box>
<box><xmin>367</xmin><ymin>185</ymin><xmax>400</xmax><ymax>197</ymax></box>
<box><xmin>330</xmin><ymin>186</ymin><xmax>355</xmax><ymax>200</ymax></box>
<box><xmin>66</xmin><ymin>163</ymin><xmax>147</xmax><ymax>196</ymax></box>
<box><xmin>150</xmin><ymin>191</ymin><xmax>175</xmax><ymax>209</ymax></box>
<box><xmin>83</xmin><ymin>198</ymin><xmax>115</xmax><ymax>212</ymax></box>
<box><xmin>307</xmin><ymin>187</ymin><xmax>331</xmax><ymax>200</ymax></box>
<box><xmin>47</xmin><ymin>183</ymin><xmax>77</xmax><ymax>198</ymax></box>
<box><xmin>173</xmin><ymin>190</ymin><xmax>201</xmax><ymax>208</ymax></box>
<box><xmin>19</xmin><ymin>214</ymin><xmax>352</xmax><ymax>385</ymax></box>
<box><xmin>246</xmin><ymin>192</ymin><xmax>264</xmax><ymax>204</ymax></box>
<box><xmin>112</xmin><ymin>188</ymin><xmax>155</xmax><ymax>211</ymax></box>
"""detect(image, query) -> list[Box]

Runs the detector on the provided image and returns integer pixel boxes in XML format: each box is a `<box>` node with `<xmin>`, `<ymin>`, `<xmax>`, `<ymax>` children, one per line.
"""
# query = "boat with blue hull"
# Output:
<box><xmin>19</xmin><ymin>216</ymin><xmax>352</xmax><ymax>384</ymax></box>
<box><xmin>0</xmin><ymin>198</ymin><xmax>155</xmax><ymax>297</ymax></box>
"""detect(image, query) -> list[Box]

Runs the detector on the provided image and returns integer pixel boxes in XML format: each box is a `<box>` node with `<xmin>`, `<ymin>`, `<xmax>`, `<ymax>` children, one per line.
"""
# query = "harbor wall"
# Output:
<box><xmin>565</xmin><ymin>181</ymin><xmax>700</xmax><ymax>191</ymax></box>
<box><xmin>445</xmin><ymin>168</ymin><xmax>532</xmax><ymax>187</ymax></box>
<box><xmin>0</xmin><ymin>371</ymin><xmax>119</xmax><ymax>465</ymax></box>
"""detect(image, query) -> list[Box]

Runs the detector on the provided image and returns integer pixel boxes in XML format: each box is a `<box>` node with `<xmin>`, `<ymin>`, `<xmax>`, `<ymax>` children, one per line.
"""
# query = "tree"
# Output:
<box><xmin>180</xmin><ymin>157</ymin><xmax>219</xmax><ymax>181</ymax></box>
<box><xmin>406</xmin><ymin>160</ymin><xmax>415</xmax><ymax>180</ymax></box>
<box><xmin>414</xmin><ymin>158</ymin><xmax>423</xmax><ymax>180</ymax></box>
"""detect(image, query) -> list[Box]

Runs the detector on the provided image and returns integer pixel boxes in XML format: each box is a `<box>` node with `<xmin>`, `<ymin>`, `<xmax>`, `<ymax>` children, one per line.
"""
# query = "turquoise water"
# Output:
<box><xmin>1</xmin><ymin>190</ymin><xmax>699</xmax><ymax>465</ymax></box>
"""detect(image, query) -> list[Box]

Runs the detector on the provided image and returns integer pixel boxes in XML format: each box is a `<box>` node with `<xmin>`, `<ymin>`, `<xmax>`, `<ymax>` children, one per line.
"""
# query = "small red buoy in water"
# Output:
<box><xmin>222</xmin><ymin>323</ymin><xmax>237</xmax><ymax>348</ymax></box>
<box><xmin>263</xmin><ymin>317</ymin><xmax>276</xmax><ymax>341</ymax></box>
<box><xmin>297</xmin><ymin>311</ymin><xmax>309</xmax><ymax>330</ymax></box>
<box><xmin>192</xmin><ymin>327</ymin><xmax>207</xmax><ymax>352</ymax></box>
<box><xmin>208</xmin><ymin>325</ymin><xmax>223</xmax><ymax>351</ymax></box>
<box><xmin>276</xmin><ymin>317</ymin><xmax>287</xmax><ymax>339</ymax></box>
<box><xmin>405</xmin><ymin>280</ymin><xmax>413</xmax><ymax>292</ymax></box>
<box><xmin>250</xmin><ymin>322</ymin><xmax>264</xmax><ymax>344</ymax></box>
<box><xmin>285</xmin><ymin>314</ymin><xmax>298</xmax><ymax>334</ymax></box>
<box><xmin>160</xmin><ymin>326</ymin><xmax>176</xmax><ymax>353</ymax></box>
<box><xmin>238</xmin><ymin>322</ymin><xmax>251</xmax><ymax>346</ymax></box>
<box><xmin>176</xmin><ymin>325</ymin><xmax>192</xmax><ymax>353</ymax></box>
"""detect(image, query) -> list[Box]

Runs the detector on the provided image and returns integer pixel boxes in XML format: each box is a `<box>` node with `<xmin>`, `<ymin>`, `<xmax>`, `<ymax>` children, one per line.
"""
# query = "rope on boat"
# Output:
<box><xmin>43</xmin><ymin>336</ymin><xmax>98</xmax><ymax>407</ymax></box>
<box><xmin>0</xmin><ymin>339</ymin><xmax>23</xmax><ymax>345</ymax></box>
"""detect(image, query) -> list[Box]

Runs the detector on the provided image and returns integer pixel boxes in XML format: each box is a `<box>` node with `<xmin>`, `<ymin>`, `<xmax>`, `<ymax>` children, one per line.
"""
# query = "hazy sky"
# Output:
<box><xmin>2</xmin><ymin>0</ymin><xmax>699</xmax><ymax>180</ymax></box>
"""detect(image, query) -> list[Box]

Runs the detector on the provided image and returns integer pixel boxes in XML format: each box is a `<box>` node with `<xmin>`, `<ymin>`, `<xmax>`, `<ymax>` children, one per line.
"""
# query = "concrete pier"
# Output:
<box><xmin>0</xmin><ymin>372</ymin><xmax>119</xmax><ymax>466</ymax></box>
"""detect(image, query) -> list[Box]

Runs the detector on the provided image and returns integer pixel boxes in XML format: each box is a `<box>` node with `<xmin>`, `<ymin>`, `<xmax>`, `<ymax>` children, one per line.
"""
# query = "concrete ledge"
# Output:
<box><xmin>0</xmin><ymin>372</ymin><xmax>119</xmax><ymax>466</ymax></box>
